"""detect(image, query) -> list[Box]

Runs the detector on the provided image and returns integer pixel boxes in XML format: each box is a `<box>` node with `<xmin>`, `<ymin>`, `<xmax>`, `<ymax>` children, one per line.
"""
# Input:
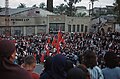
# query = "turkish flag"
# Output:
<box><xmin>45</xmin><ymin>43</ymin><xmax>50</xmax><ymax>56</ymax></box>
<box><xmin>52</xmin><ymin>37</ymin><xmax>57</xmax><ymax>46</ymax></box>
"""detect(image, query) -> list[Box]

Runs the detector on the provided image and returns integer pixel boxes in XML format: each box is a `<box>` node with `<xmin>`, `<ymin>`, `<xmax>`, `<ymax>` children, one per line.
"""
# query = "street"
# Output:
<box><xmin>34</xmin><ymin>64</ymin><xmax>44</xmax><ymax>74</ymax></box>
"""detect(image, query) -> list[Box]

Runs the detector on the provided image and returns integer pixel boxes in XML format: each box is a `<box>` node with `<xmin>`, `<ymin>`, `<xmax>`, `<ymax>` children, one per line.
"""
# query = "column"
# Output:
<box><xmin>23</xmin><ymin>26</ymin><xmax>26</xmax><ymax>36</ymax></box>
<box><xmin>11</xmin><ymin>27</ymin><xmax>14</xmax><ymax>35</ymax></box>
<box><xmin>35</xmin><ymin>26</ymin><xmax>38</xmax><ymax>35</ymax></box>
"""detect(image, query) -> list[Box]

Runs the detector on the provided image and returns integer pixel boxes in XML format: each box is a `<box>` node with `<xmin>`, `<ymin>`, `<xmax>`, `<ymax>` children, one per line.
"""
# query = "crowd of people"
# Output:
<box><xmin>0</xmin><ymin>31</ymin><xmax>120</xmax><ymax>79</ymax></box>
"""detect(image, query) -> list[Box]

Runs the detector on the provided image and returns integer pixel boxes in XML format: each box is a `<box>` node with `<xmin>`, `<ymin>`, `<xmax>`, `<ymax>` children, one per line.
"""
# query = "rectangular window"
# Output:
<box><xmin>49</xmin><ymin>23</ymin><xmax>65</xmax><ymax>32</ymax></box>
<box><xmin>73</xmin><ymin>25</ymin><xmax>75</xmax><ymax>32</ymax></box>
<box><xmin>58</xmin><ymin>24</ymin><xmax>65</xmax><ymax>31</ymax></box>
<box><xmin>68</xmin><ymin>25</ymin><xmax>71</xmax><ymax>32</ymax></box>
<box><xmin>81</xmin><ymin>24</ymin><xmax>84</xmax><ymax>32</ymax></box>
<box><xmin>77</xmin><ymin>25</ymin><xmax>80</xmax><ymax>32</ymax></box>
<box><xmin>85</xmin><ymin>26</ymin><xmax>88</xmax><ymax>32</ymax></box>
<box><xmin>49</xmin><ymin>23</ymin><xmax>57</xmax><ymax>31</ymax></box>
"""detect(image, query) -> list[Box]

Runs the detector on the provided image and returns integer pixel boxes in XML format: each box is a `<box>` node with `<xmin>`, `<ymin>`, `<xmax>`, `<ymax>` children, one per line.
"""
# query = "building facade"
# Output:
<box><xmin>0</xmin><ymin>7</ymin><xmax>91</xmax><ymax>36</ymax></box>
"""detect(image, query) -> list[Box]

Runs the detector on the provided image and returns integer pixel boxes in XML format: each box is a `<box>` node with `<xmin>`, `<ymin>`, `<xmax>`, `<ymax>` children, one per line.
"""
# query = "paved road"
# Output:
<box><xmin>34</xmin><ymin>64</ymin><xmax>44</xmax><ymax>74</ymax></box>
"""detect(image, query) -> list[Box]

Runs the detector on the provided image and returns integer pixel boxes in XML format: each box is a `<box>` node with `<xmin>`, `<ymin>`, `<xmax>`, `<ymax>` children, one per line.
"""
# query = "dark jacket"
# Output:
<box><xmin>0</xmin><ymin>58</ymin><xmax>33</xmax><ymax>79</ymax></box>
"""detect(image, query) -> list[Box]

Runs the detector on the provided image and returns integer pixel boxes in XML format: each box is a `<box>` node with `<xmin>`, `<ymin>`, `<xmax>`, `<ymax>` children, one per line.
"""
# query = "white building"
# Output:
<box><xmin>0</xmin><ymin>7</ymin><xmax>91</xmax><ymax>36</ymax></box>
<box><xmin>76</xmin><ymin>6</ymin><xmax>89</xmax><ymax>16</ymax></box>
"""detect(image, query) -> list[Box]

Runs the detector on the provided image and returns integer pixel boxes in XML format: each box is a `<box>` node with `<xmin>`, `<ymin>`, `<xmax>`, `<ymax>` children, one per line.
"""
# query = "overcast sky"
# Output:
<box><xmin>0</xmin><ymin>0</ymin><xmax>115</xmax><ymax>9</ymax></box>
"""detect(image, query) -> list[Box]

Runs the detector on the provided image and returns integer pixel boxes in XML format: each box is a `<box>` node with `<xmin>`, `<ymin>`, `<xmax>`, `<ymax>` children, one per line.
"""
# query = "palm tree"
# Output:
<box><xmin>77</xmin><ymin>12</ymin><xmax>87</xmax><ymax>17</ymax></box>
<box><xmin>116</xmin><ymin>0</ymin><xmax>120</xmax><ymax>23</ymax></box>
<box><xmin>55</xmin><ymin>4</ymin><xmax>66</xmax><ymax>14</ymax></box>
<box><xmin>90</xmin><ymin>0</ymin><xmax>98</xmax><ymax>17</ymax></box>
<box><xmin>32</xmin><ymin>4</ymin><xmax>37</xmax><ymax>7</ymax></box>
<box><xmin>114</xmin><ymin>0</ymin><xmax>120</xmax><ymax>22</ymax></box>
<box><xmin>39</xmin><ymin>3</ymin><xmax>46</xmax><ymax>9</ymax></box>
<box><xmin>64</xmin><ymin>0</ymin><xmax>81</xmax><ymax>16</ymax></box>
<box><xmin>17</xmin><ymin>3</ymin><xmax>26</xmax><ymax>8</ymax></box>
<box><xmin>64</xmin><ymin>0</ymin><xmax>81</xmax><ymax>4</ymax></box>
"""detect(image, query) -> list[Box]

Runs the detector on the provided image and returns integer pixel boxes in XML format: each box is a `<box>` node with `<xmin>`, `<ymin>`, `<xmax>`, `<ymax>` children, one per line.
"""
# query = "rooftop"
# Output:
<box><xmin>0</xmin><ymin>7</ymin><xmax>56</xmax><ymax>17</ymax></box>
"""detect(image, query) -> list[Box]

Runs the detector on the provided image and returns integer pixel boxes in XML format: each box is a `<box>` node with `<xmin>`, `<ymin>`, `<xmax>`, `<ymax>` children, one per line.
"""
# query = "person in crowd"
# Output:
<box><xmin>22</xmin><ymin>55</ymin><xmax>40</xmax><ymax>79</ymax></box>
<box><xmin>82</xmin><ymin>50</ymin><xmax>104</xmax><ymax>79</ymax></box>
<box><xmin>66</xmin><ymin>67</ymin><xmax>86</xmax><ymax>79</ymax></box>
<box><xmin>65</xmin><ymin>60</ymin><xmax>74</xmax><ymax>73</ymax></box>
<box><xmin>40</xmin><ymin>56</ymin><xmax>52</xmax><ymax>77</ymax></box>
<box><xmin>40</xmin><ymin>54</ymin><xmax>67</xmax><ymax>79</ymax></box>
<box><xmin>102</xmin><ymin>51</ymin><xmax>120</xmax><ymax>79</ymax></box>
<box><xmin>77</xmin><ymin>64</ymin><xmax>90</xmax><ymax>79</ymax></box>
<box><xmin>0</xmin><ymin>40</ymin><xmax>33</xmax><ymax>79</ymax></box>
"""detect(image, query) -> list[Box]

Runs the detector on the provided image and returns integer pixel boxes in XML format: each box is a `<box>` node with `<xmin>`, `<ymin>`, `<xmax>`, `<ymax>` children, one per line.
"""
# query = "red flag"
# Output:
<box><xmin>61</xmin><ymin>37</ymin><xmax>65</xmax><ymax>43</ymax></box>
<box><xmin>55</xmin><ymin>42</ymin><xmax>60</xmax><ymax>54</ymax></box>
<box><xmin>40</xmin><ymin>53</ymin><xmax>45</xmax><ymax>63</ymax></box>
<box><xmin>45</xmin><ymin>43</ymin><xmax>50</xmax><ymax>56</ymax></box>
<box><xmin>33</xmin><ymin>53</ymin><xmax>36</xmax><ymax>59</ymax></box>
<box><xmin>52</xmin><ymin>37</ymin><xmax>57</xmax><ymax>46</ymax></box>
<box><xmin>0</xmin><ymin>37</ymin><xmax>2</xmax><ymax>40</ymax></box>
<box><xmin>47</xmin><ymin>37</ymin><xmax>51</xmax><ymax>43</ymax></box>
<box><xmin>56</xmin><ymin>28</ymin><xmax>62</xmax><ymax>54</ymax></box>
<box><xmin>57</xmin><ymin>30</ymin><xmax>62</xmax><ymax>43</ymax></box>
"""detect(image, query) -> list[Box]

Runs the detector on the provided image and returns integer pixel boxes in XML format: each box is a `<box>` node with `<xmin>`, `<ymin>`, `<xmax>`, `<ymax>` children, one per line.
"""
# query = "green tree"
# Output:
<box><xmin>76</xmin><ymin>12</ymin><xmax>87</xmax><ymax>17</ymax></box>
<box><xmin>39</xmin><ymin>2</ymin><xmax>46</xmax><ymax>9</ymax></box>
<box><xmin>17</xmin><ymin>3</ymin><xmax>26</xmax><ymax>8</ymax></box>
<box><xmin>90</xmin><ymin>0</ymin><xmax>98</xmax><ymax>17</ymax></box>
<box><xmin>64</xmin><ymin>0</ymin><xmax>81</xmax><ymax>16</ymax></box>
<box><xmin>54</xmin><ymin>4</ymin><xmax>67</xmax><ymax>14</ymax></box>
<box><xmin>32</xmin><ymin>4</ymin><xmax>37</xmax><ymax>7</ymax></box>
<box><xmin>65</xmin><ymin>5</ymin><xmax>77</xmax><ymax>16</ymax></box>
<box><xmin>114</xmin><ymin>0</ymin><xmax>120</xmax><ymax>22</ymax></box>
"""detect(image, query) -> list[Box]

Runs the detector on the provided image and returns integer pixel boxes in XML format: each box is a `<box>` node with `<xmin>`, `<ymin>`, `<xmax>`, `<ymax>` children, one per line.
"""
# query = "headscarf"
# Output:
<box><xmin>65</xmin><ymin>60</ymin><xmax>74</xmax><ymax>73</ymax></box>
<box><xmin>40</xmin><ymin>56</ymin><xmax>53</xmax><ymax>78</ymax></box>
<box><xmin>51</xmin><ymin>54</ymin><xmax>67</xmax><ymax>79</ymax></box>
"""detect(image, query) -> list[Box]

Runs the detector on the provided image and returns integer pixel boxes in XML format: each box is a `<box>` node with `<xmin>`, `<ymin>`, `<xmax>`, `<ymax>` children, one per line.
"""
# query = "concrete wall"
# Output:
<box><xmin>0</xmin><ymin>15</ymin><xmax>91</xmax><ymax>35</ymax></box>
<box><xmin>66</xmin><ymin>16</ymin><xmax>91</xmax><ymax>32</ymax></box>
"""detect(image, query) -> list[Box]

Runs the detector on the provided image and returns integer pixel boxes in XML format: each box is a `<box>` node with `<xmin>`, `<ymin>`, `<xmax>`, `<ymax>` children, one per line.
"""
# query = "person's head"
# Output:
<box><xmin>65</xmin><ymin>60</ymin><xmax>74</xmax><ymax>73</ymax></box>
<box><xmin>82</xmin><ymin>50</ymin><xmax>97</xmax><ymax>69</ymax></box>
<box><xmin>22</xmin><ymin>55</ymin><xmax>36</xmax><ymax>72</ymax></box>
<box><xmin>104</xmin><ymin>51</ymin><xmax>119</xmax><ymax>68</ymax></box>
<box><xmin>51</xmin><ymin>54</ymin><xmax>67</xmax><ymax>77</ymax></box>
<box><xmin>66</xmin><ymin>68</ymin><xmax>86</xmax><ymax>79</ymax></box>
<box><xmin>0</xmin><ymin>40</ymin><xmax>16</xmax><ymax>62</ymax></box>
<box><xmin>44</xmin><ymin>56</ymin><xmax>52</xmax><ymax>71</ymax></box>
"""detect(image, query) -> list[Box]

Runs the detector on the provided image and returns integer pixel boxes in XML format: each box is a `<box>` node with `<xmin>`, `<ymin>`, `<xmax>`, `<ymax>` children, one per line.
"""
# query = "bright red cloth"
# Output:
<box><xmin>32</xmin><ymin>72</ymin><xmax>40</xmax><ymax>79</ymax></box>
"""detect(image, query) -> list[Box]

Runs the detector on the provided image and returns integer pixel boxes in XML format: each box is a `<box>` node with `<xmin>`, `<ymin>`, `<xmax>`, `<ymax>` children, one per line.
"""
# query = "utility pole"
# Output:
<box><xmin>5</xmin><ymin>0</ymin><xmax>10</xmax><ymax>36</ymax></box>
<box><xmin>91</xmin><ymin>0</ymin><xmax>94</xmax><ymax>17</ymax></box>
<box><xmin>89</xmin><ymin>2</ymin><xmax>91</xmax><ymax>16</ymax></box>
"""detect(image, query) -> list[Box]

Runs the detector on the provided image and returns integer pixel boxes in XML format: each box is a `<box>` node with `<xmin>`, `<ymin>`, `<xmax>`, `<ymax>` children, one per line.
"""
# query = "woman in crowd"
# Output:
<box><xmin>40</xmin><ymin>56</ymin><xmax>53</xmax><ymax>78</ymax></box>
<box><xmin>40</xmin><ymin>54</ymin><xmax>67</xmax><ymax>79</ymax></box>
<box><xmin>0</xmin><ymin>40</ymin><xmax>32</xmax><ymax>79</ymax></box>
